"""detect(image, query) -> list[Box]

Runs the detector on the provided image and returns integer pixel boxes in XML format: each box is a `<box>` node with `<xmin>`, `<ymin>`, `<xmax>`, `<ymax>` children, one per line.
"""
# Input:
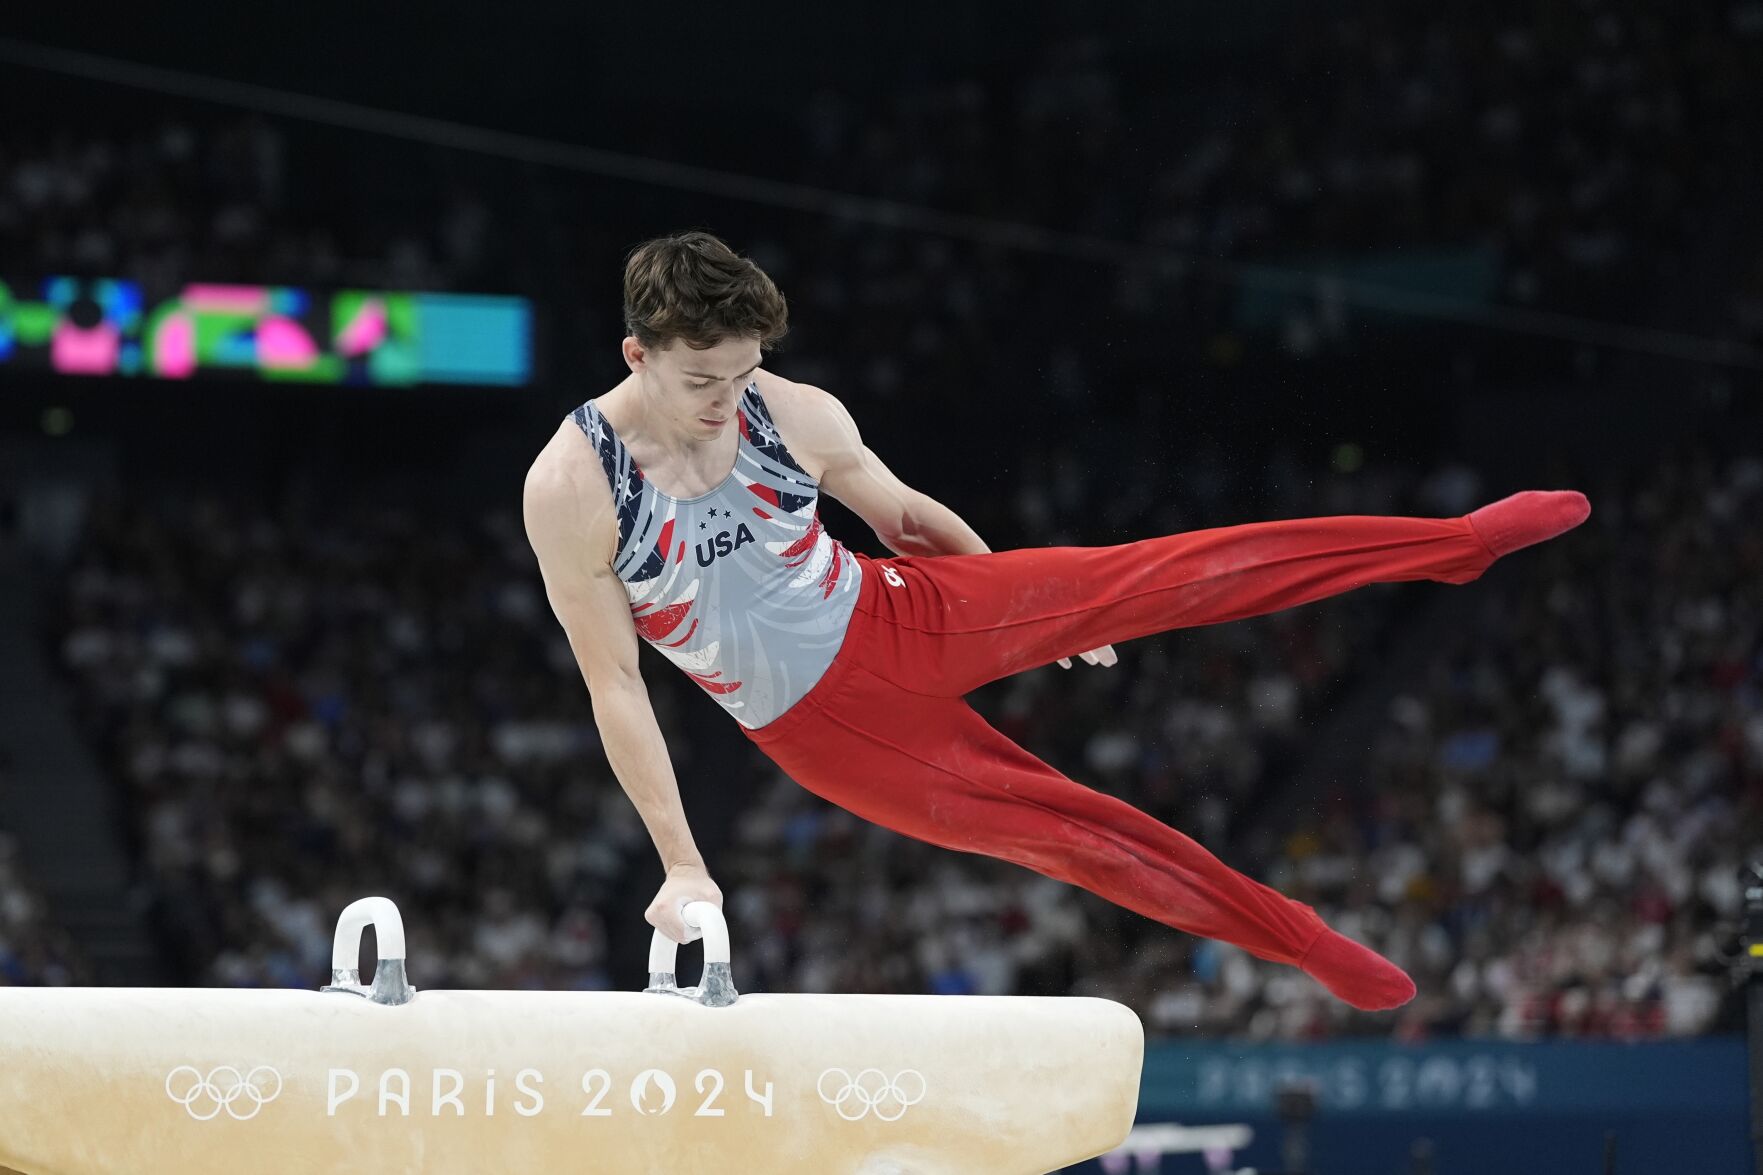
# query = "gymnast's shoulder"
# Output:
<box><xmin>523</xmin><ymin>415</ymin><xmax>617</xmax><ymax>567</ymax></box>
<box><xmin>751</xmin><ymin>369</ymin><xmax>865</xmax><ymax>477</ymax></box>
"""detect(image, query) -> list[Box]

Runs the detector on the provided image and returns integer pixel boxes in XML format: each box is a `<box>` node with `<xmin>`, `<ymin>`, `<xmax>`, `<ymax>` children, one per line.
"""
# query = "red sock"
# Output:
<box><xmin>1466</xmin><ymin>490</ymin><xmax>1590</xmax><ymax>558</ymax></box>
<box><xmin>1300</xmin><ymin>929</ymin><xmax>1417</xmax><ymax>1011</ymax></box>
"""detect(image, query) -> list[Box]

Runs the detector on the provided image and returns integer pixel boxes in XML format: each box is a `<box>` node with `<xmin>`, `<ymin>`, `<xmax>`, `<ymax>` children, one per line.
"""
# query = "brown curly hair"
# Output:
<box><xmin>622</xmin><ymin>231</ymin><xmax>789</xmax><ymax>351</ymax></box>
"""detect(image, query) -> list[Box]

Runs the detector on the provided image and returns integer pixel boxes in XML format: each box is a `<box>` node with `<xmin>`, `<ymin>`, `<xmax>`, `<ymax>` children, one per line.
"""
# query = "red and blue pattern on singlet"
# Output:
<box><xmin>573</xmin><ymin>384</ymin><xmax>862</xmax><ymax>728</ymax></box>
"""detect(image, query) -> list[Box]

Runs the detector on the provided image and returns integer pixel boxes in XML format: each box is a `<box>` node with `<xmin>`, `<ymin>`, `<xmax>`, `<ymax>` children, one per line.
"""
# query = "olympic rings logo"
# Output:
<box><xmin>816</xmin><ymin>1067</ymin><xmax>927</xmax><ymax>1122</ymax></box>
<box><xmin>165</xmin><ymin>1065</ymin><xmax>284</xmax><ymax>1121</ymax></box>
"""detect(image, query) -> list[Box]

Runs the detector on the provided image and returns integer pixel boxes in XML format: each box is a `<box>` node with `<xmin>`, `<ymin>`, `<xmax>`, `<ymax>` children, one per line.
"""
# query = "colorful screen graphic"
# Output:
<box><xmin>0</xmin><ymin>278</ymin><xmax>531</xmax><ymax>387</ymax></box>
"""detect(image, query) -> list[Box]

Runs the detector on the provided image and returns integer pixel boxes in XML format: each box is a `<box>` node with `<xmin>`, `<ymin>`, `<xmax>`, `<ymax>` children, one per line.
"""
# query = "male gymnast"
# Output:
<box><xmin>523</xmin><ymin>231</ymin><xmax>1589</xmax><ymax>1010</ymax></box>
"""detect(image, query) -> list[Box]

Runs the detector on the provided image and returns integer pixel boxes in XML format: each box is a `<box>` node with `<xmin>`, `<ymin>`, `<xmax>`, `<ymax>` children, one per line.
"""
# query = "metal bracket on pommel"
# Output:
<box><xmin>644</xmin><ymin>900</ymin><xmax>739</xmax><ymax>1007</ymax></box>
<box><xmin>320</xmin><ymin>896</ymin><xmax>417</xmax><ymax>1006</ymax></box>
<box><xmin>1743</xmin><ymin>861</ymin><xmax>1763</xmax><ymax>1175</ymax></box>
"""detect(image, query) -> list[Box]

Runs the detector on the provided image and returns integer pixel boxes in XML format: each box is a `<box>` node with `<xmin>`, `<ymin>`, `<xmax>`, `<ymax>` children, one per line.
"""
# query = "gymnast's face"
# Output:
<box><xmin>624</xmin><ymin>335</ymin><xmax>763</xmax><ymax>442</ymax></box>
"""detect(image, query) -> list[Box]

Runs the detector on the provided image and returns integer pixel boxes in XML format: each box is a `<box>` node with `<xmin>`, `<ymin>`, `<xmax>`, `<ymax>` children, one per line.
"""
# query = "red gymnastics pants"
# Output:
<box><xmin>743</xmin><ymin>511</ymin><xmax>1500</xmax><ymax>976</ymax></box>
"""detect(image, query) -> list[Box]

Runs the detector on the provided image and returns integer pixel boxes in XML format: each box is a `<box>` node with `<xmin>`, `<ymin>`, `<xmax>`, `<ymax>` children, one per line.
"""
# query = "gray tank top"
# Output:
<box><xmin>573</xmin><ymin>384</ymin><xmax>863</xmax><ymax>728</ymax></box>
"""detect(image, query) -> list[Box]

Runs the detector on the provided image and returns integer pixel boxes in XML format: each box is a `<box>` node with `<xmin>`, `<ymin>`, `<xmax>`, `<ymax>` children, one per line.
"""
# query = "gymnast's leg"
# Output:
<box><xmin>747</xmin><ymin>678</ymin><xmax>1416</xmax><ymax>1010</ymax></box>
<box><xmin>862</xmin><ymin>490</ymin><xmax>1589</xmax><ymax>697</ymax></box>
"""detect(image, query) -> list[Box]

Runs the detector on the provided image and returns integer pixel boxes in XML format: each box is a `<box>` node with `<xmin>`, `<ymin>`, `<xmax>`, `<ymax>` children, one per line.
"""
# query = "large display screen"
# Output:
<box><xmin>0</xmin><ymin>278</ymin><xmax>531</xmax><ymax>387</ymax></box>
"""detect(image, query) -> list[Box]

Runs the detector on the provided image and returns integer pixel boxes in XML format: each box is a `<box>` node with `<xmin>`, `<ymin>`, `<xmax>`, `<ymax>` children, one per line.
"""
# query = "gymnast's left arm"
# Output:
<box><xmin>761</xmin><ymin>373</ymin><xmax>990</xmax><ymax>558</ymax></box>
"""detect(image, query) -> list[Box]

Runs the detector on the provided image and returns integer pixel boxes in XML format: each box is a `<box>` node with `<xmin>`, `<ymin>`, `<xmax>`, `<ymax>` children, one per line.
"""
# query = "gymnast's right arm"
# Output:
<box><xmin>522</xmin><ymin>451</ymin><xmax>723</xmax><ymax>945</ymax></box>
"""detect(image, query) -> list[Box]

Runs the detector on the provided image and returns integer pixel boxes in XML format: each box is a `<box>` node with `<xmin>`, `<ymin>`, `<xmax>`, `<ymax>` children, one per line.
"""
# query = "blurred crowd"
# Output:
<box><xmin>764</xmin><ymin>0</ymin><xmax>1760</xmax><ymax>367</ymax></box>
<box><xmin>0</xmin><ymin>749</ymin><xmax>92</xmax><ymax>986</ymax></box>
<box><xmin>0</xmin><ymin>109</ymin><xmax>495</xmax><ymax>293</ymax></box>
<box><xmin>47</xmin><ymin>496</ymin><xmax>645</xmax><ymax>992</ymax></box>
<box><xmin>1345</xmin><ymin>453</ymin><xmax>1760</xmax><ymax>1040</ymax></box>
<box><xmin>3</xmin><ymin>0</ymin><xmax>1755</xmax><ymax>380</ymax></box>
<box><xmin>1165</xmin><ymin>453</ymin><xmax>1758</xmax><ymax>1039</ymax></box>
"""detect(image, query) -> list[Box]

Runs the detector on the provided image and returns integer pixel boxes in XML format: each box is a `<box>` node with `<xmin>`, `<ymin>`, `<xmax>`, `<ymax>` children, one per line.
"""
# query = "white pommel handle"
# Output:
<box><xmin>332</xmin><ymin>896</ymin><xmax>407</xmax><ymax>971</ymax></box>
<box><xmin>322</xmin><ymin>896</ymin><xmax>415</xmax><ymax>1005</ymax></box>
<box><xmin>648</xmin><ymin>900</ymin><xmax>730</xmax><ymax>974</ymax></box>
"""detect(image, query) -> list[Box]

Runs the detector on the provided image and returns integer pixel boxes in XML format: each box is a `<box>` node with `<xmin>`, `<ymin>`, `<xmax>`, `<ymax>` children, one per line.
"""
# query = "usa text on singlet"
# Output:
<box><xmin>573</xmin><ymin>385</ymin><xmax>862</xmax><ymax>728</ymax></box>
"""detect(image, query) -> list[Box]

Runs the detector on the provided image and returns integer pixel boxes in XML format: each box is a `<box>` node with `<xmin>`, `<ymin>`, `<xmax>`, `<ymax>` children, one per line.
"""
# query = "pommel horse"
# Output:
<box><xmin>0</xmin><ymin>896</ymin><xmax>1143</xmax><ymax>1173</ymax></box>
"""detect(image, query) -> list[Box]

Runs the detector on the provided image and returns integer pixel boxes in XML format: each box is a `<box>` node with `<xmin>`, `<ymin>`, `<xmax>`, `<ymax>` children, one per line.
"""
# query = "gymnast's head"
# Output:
<box><xmin>621</xmin><ymin>231</ymin><xmax>788</xmax><ymax>438</ymax></box>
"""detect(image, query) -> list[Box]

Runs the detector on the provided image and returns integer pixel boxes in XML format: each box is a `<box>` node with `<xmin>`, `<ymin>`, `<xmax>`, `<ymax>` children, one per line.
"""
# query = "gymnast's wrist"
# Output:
<box><xmin>665</xmin><ymin>859</ymin><xmax>708</xmax><ymax>876</ymax></box>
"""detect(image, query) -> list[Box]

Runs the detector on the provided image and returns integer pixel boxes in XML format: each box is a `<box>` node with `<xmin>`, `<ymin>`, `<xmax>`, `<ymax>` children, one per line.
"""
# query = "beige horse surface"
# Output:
<box><xmin>0</xmin><ymin>987</ymin><xmax>1142</xmax><ymax>1174</ymax></box>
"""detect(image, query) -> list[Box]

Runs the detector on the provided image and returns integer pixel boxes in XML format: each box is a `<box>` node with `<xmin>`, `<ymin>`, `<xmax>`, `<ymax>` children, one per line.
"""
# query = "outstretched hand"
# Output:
<box><xmin>1057</xmin><ymin>644</ymin><xmax>1118</xmax><ymax>670</ymax></box>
